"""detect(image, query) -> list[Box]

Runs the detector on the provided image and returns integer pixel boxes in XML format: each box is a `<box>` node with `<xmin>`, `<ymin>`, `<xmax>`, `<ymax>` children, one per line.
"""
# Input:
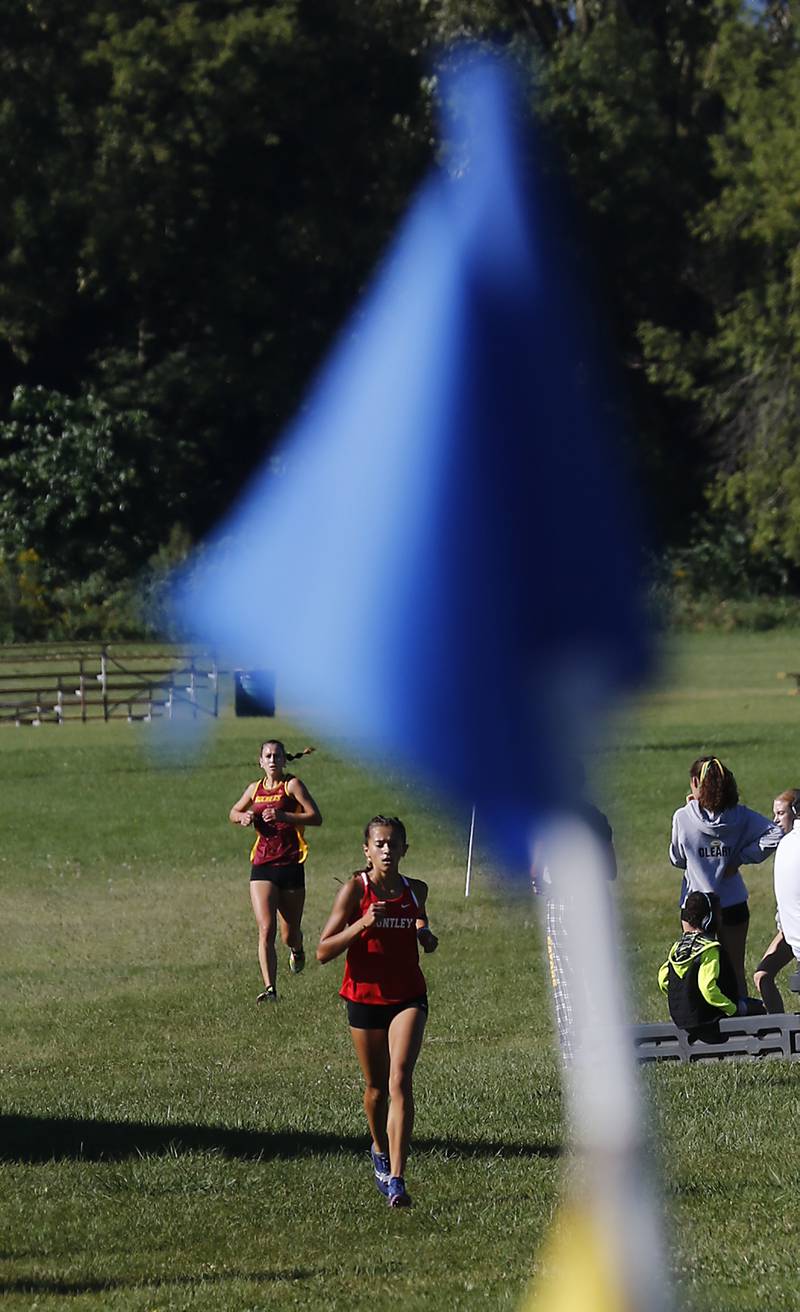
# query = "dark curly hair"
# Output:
<box><xmin>690</xmin><ymin>756</ymin><xmax>738</xmax><ymax>813</ymax></box>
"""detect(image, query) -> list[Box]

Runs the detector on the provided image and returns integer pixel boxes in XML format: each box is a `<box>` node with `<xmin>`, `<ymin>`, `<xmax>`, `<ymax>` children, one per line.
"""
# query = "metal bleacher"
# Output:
<box><xmin>633</xmin><ymin>1013</ymin><xmax>800</xmax><ymax>1063</ymax></box>
<box><xmin>0</xmin><ymin>644</ymin><xmax>219</xmax><ymax>726</ymax></box>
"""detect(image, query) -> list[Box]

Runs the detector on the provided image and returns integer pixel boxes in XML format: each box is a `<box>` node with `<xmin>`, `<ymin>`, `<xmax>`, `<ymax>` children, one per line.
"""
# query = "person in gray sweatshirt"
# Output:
<box><xmin>669</xmin><ymin>755</ymin><xmax>783</xmax><ymax>1001</ymax></box>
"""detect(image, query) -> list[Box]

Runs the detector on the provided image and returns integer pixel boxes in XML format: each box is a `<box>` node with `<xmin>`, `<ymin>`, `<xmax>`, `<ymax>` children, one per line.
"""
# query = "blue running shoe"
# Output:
<box><xmin>370</xmin><ymin>1146</ymin><xmax>390</xmax><ymax>1196</ymax></box>
<box><xmin>387</xmin><ymin>1176</ymin><xmax>412</xmax><ymax>1208</ymax></box>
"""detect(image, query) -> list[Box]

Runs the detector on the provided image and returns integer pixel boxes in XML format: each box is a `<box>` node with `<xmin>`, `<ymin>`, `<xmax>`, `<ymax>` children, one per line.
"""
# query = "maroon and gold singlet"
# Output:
<box><xmin>250</xmin><ymin>777</ymin><xmax>308</xmax><ymax>869</ymax></box>
<box><xmin>340</xmin><ymin>873</ymin><xmax>426</xmax><ymax>1005</ymax></box>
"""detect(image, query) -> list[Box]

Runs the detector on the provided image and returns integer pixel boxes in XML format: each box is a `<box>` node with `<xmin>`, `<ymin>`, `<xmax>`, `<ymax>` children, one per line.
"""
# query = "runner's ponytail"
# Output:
<box><xmin>690</xmin><ymin>756</ymin><xmax>738</xmax><ymax>812</ymax></box>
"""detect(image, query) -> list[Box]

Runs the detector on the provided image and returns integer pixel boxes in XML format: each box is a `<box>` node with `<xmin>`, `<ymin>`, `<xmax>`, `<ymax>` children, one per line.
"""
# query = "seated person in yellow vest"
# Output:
<box><xmin>658</xmin><ymin>891</ymin><xmax>765</xmax><ymax>1032</ymax></box>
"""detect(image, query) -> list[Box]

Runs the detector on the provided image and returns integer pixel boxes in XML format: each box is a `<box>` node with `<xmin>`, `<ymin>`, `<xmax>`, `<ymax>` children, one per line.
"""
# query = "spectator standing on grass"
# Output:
<box><xmin>229</xmin><ymin>740</ymin><xmax>321</xmax><ymax>1003</ymax></box>
<box><xmin>669</xmin><ymin>756</ymin><xmax>783</xmax><ymax>1003</ymax></box>
<box><xmin>658</xmin><ymin>891</ymin><xmax>763</xmax><ymax>1034</ymax></box>
<box><xmin>317</xmin><ymin>816</ymin><xmax>438</xmax><ymax>1210</ymax></box>
<box><xmin>753</xmin><ymin>789</ymin><xmax>800</xmax><ymax>1012</ymax></box>
<box><xmin>772</xmin><ymin>792</ymin><xmax>800</xmax><ymax>996</ymax></box>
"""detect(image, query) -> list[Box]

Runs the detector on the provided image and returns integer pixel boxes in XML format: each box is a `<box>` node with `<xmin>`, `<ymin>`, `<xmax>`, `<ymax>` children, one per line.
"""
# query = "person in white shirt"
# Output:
<box><xmin>753</xmin><ymin>789</ymin><xmax>799</xmax><ymax>1012</ymax></box>
<box><xmin>772</xmin><ymin>793</ymin><xmax>800</xmax><ymax>997</ymax></box>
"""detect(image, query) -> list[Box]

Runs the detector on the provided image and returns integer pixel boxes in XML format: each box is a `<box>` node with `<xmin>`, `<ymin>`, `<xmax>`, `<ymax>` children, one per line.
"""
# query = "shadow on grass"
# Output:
<box><xmin>1</xmin><ymin>1112</ymin><xmax>561</xmax><ymax>1164</ymax></box>
<box><xmin>0</xmin><ymin>1269</ymin><xmax>315</xmax><ymax>1296</ymax></box>
<box><xmin>4</xmin><ymin>758</ymin><xmax>236</xmax><ymax>781</ymax></box>
<box><xmin>605</xmin><ymin>736</ymin><xmax>768</xmax><ymax>754</ymax></box>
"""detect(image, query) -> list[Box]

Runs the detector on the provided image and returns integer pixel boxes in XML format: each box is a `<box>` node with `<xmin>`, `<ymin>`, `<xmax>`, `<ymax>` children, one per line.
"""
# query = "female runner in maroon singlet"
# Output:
<box><xmin>229</xmin><ymin>740</ymin><xmax>321</xmax><ymax>1002</ymax></box>
<box><xmin>317</xmin><ymin>816</ymin><xmax>438</xmax><ymax>1208</ymax></box>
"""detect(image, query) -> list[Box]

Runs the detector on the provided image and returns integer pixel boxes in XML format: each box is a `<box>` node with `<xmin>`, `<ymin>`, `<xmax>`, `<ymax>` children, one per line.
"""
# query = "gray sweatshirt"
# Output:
<box><xmin>669</xmin><ymin>799</ymin><xmax>783</xmax><ymax>909</ymax></box>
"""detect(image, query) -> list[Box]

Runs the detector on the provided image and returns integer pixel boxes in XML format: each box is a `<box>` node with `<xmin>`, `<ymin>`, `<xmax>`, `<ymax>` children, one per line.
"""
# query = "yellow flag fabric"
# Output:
<box><xmin>521</xmin><ymin>1203</ymin><xmax>631</xmax><ymax>1312</ymax></box>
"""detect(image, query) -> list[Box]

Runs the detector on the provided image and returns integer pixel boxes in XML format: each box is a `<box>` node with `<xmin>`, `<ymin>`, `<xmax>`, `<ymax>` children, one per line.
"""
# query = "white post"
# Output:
<box><xmin>464</xmin><ymin>805</ymin><xmax>476</xmax><ymax>897</ymax></box>
<box><xmin>187</xmin><ymin>663</ymin><xmax>197</xmax><ymax>719</ymax></box>
<box><xmin>525</xmin><ymin>815</ymin><xmax>670</xmax><ymax>1312</ymax></box>
<box><xmin>99</xmin><ymin>650</ymin><xmax>108</xmax><ymax>721</ymax></box>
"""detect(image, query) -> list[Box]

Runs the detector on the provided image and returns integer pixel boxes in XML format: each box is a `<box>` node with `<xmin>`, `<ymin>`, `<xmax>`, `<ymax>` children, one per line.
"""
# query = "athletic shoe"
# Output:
<box><xmin>370</xmin><ymin>1145</ymin><xmax>390</xmax><ymax>1197</ymax></box>
<box><xmin>289</xmin><ymin>940</ymin><xmax>305</xmax><ymax>975</ymax></box>
<box><xmin>257</xmin><ymin>986</ymin><xmax>278</xmax><ymax>1003</ymax></box>
<box><xmin>387</xmin><ymin>1176</ymin><xmax>412</xmax><ymax>1208</ymax></box>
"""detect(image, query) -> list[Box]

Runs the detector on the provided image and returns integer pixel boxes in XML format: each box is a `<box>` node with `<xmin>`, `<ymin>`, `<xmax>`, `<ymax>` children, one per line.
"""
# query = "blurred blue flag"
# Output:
<box><xmin>176</xmin><ymin>54</ymin><xmax>649</xmax><ymax>869</ymax></box>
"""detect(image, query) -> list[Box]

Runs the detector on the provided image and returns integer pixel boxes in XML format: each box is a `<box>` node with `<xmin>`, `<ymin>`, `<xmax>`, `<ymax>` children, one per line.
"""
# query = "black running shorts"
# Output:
<box><xmin>249</xmin><ymin>863</ymin><xmax>305</xmax><ymax>891</ymax></box>
<box><xmin>346</xmin><ymin>994</ymin><xmax>428</xmax><ymax>1030</ymax></box>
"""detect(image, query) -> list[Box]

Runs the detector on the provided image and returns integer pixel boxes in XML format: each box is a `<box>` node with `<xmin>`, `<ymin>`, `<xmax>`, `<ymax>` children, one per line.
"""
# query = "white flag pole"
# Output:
<box><xmin>464</xmin><ymin>805</ymin><xmax>476</xmax><ymax>897</ymax></box>
<box><xmin>525</xmin><ymin>815</ymin><xmax>670</xmax><ymax>1312</ymax></box>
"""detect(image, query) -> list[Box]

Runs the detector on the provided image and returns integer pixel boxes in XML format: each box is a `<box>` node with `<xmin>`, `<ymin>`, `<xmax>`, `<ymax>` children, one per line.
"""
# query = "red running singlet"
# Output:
<box><xmin>340</xmin><ymin>873</ymin><xmax>426</xmax><ymax>1005</ymax></box>
<box><xmin>249</xmin><ymin>778</ymin><xmax>308</xmax><ymax>868</ymax></box>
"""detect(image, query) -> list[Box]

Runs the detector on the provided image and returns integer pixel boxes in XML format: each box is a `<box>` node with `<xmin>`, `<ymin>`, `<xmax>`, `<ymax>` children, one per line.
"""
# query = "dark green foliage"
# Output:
<box><xmin>0</xmin><ymin>0</ymin><xmax>432</xmax><ymax>557</ymax></box>
<box><xmin>435</xmin><ymin>1</ymin><xmax>800</xmax><ymax>575</ymax></box>
<box><xmin>0</xmin><ymin>385</ymin><xmax>196</xmax><ymax>638</ymax></box>
<box><xmin>1</xmin><ymin>0</ymin><xmax>800</xmax><ymax>629</ymax></box>
<box><xmin>533</xmin><ymin>4</ymin><xmax>724</xmax><ymax>532</ymax></box>
<box><xmin>640</xmin><ymin>8</ymin><xmax>800</xmax><ymax>567</ymax></box>
<box><xmin>0</xmin><ymin>386</ymin><xmax>161</xmax><ymax>578</ymax></box>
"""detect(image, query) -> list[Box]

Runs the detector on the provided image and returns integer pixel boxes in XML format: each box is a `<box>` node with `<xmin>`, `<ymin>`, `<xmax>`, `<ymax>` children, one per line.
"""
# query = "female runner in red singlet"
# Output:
<box><xmin>317</xmin><ymin>816</ymin><xmax>438</xmax><ymax>1208</ymax></box>
<box><xmin>229</xmin><ymin>740</ymin><xmax>322</xmax><ymax>1003</ymax></box>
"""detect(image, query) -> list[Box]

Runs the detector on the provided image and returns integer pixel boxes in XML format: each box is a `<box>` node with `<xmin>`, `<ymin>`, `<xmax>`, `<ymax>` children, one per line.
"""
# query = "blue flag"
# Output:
<box><xmin>176</xmin><ymin>54</ymin><xmax>649</xmax><ymax>869</ymax></box>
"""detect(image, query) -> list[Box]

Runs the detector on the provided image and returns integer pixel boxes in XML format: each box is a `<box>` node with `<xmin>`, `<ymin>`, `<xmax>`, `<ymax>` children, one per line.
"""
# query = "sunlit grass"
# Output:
<box><xmin>3</xmin><ymin>631</ymin><xmax>800</xmax><ymax>1309</ymax></box>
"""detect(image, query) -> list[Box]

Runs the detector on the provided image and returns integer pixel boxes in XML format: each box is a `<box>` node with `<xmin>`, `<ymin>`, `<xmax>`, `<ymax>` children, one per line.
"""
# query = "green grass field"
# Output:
<box><xmin>3</xmin><ymin>630</ymin><xmax>800</xmax><ymax>1311</ymax></box>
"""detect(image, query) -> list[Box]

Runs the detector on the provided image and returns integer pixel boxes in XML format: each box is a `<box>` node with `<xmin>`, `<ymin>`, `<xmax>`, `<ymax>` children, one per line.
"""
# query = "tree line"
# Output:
<box><xmin>0</xmin><ymin>0</ymin><xmax>797</xmax><ymax>638</ymax></box>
